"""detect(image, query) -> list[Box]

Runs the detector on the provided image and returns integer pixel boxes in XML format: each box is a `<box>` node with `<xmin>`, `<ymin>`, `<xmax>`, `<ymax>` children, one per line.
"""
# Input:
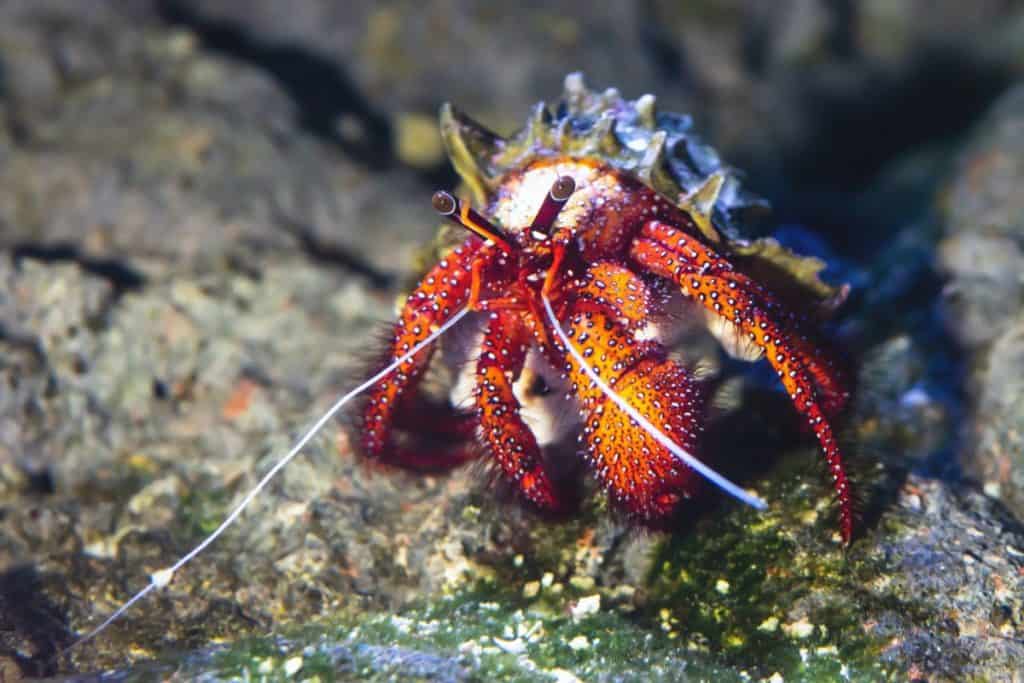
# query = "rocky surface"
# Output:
<box><xmin>1</xmin><ymin>1</ymin><xmax>1024</xmax><ymax>682</ymax></box>
<box><xmin>938</xmin><ymin>84</ymin><xmax>1024</xmax><ymax>525</ymax></box>
<box><xmin>152</xmin><ymin>0</ymin><xmax>1024</xmax><ymax>210</ymax></box>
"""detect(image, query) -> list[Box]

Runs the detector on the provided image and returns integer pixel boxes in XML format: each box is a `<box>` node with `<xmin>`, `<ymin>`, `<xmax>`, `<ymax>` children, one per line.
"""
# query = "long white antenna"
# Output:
<box><xmin>541</xmin><ymin>295</ymin><xmax>767</xmax><ymax>511</ymax></box>
<box><xmin>72</xmin><ymin>306</ymin><xmax>471</xmax><ymax>649</ymax></box>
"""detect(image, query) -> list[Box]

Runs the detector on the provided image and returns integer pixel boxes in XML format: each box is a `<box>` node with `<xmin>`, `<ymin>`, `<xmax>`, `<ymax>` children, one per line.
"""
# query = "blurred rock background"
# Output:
<box><xmin>2</xmin><ymin>1</ymin><xmax>1024</xmax><ymax>680</ymax></box>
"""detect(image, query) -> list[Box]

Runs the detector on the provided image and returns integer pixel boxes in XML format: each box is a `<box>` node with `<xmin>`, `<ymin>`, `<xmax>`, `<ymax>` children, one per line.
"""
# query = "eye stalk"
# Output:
<box><xmin>431</xmin><ymin>176</ymin><xmax>576</xmax><ymax>251</ymax></box>
<box><xmin>529</xmin><ymin>175</ymin><xmax>576</xmax><ymax>240</ymax></box>
<box><xmin>432</xmin><ymin>190</ymin><xmax>514</xmax><ymax>254</ymax></box>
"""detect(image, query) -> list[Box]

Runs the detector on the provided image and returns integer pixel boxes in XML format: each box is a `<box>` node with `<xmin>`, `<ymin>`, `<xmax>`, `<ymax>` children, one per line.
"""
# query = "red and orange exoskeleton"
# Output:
<box><xmin>360</xmin><ymin>75</ymin><xmax>855</xmax><ymax>542</ymax></box>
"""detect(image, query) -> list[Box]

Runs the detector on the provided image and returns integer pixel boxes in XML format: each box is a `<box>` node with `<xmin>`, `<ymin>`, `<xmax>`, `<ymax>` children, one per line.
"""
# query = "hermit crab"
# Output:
<box><xmin>360</xmin><ymin>73</ymin><xmax>855</xmax><ymax>542</ymax></box>
<box><xmin>76</xmin><ymin>73</ymin><xmax>856</xmax><ymax>649</ymax></box>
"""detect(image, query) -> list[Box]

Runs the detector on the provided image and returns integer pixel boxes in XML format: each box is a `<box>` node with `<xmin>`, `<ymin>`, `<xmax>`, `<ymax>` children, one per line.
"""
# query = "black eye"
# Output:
<box><xmin>551</xmin><ymin>175</ymin><xmax>576</xmax><ymax>202</ymax></box>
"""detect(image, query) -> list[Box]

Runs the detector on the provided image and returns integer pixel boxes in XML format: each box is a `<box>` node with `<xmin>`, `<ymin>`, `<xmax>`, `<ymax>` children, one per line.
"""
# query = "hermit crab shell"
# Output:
<box><xmin>437</xmin><ymin>72</ymin><xmax>844</xmax><ymax>306</ymax></box>
<box><xmin>419</xmin><ymin>74</ymin><xmax>847</xmax><ymax>450</ymax></box>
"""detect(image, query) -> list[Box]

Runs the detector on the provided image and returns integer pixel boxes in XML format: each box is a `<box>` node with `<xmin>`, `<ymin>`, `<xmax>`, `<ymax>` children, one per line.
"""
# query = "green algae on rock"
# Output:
<box><xmin>56</xmin><ymin>465</ymin><xmax>1024</xmax><ymax>682</ymax></box>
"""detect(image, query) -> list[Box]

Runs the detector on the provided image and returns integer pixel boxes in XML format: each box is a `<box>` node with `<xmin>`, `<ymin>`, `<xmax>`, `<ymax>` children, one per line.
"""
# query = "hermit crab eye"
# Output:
<box><xmin>551</xmin><ymin>175</ymin><xmax>576</xmax><ymax>202</ymax></box>
<box><xmin>431</xmin><ymin>189</ymin><xmax>514</xmax><ymax>253</ymax></box>
<box><xmin>432</xmin><ymin>190</ymin><xmax>457</xmax><ymax>216</ymax></box>
<box><xmin>530</xmin><ymin>175</ymin><xmax>576</xmax><ymax>240</ymax></box>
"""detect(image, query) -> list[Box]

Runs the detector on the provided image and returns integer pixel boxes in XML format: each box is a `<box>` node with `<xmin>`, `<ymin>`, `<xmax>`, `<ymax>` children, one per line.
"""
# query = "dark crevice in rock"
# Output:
<box><xmin>825</xmin><ymin>0</ymin><xmax>857</xmax><ymax>59</ymax></box>
<box><xmin>155</xmin><ymin>0</ymin><xmax>395</xmax><ymax>172</ymax></box>
<box><xmin>10</xmin><ymin>243</ymin><xmax>147</xmax><ymax>296</ymax></box>
<box><xmin>637</xmin><ymin>0</ymin><xmax>703</xmax><ymax>95</ymax></box>
<box><xmin>739</xmin><ymin>9</ymin><xmax>773</xmax><ymax>75</ymax></box>
<box><xmin>272</xmin><ymin>207</ymin><xmax>395</xmax><ymax>289</ymax></box>
<box><xmin>853</xmin><ymin>462</ymin><xmax>912</xmax><ymax>544</ymax></box>
<box><xmin>786</xmin><ymin>51</ymin><xmax>1014</xmax><ymax>189</ymax></box>
<box><xmin>25</xmin><ymin>469</ymin><xmax>56</xmax><ymax>496</ymax></box>
<box><xmin>7</xmin><ymin>243</ymin><xmax>147</xmax><ymax>337</ymax></box>
<box><xmin>0</xmin><ymin>565</ymin><xmax>73</xmax><ymax>679</ymax></box>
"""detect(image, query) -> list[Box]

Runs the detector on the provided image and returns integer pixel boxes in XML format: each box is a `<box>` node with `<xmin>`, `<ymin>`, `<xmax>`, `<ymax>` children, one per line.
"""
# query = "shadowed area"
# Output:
<box><xmin>156</xmin><ymin>0</ymin><xmax>394</xmax><ymax>170</ymax></box>
<box><xmin>0</xmin><ymin>566</ymin><xmax>73</xmax><ymax>678</ymax></box>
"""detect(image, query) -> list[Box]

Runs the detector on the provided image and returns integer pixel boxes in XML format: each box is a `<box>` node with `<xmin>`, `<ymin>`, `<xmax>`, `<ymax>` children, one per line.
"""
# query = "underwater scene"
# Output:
<box><xmin>2</xmin><ymin>2</ymin><xmax>1024</xmax><ymax>681</ymax></box>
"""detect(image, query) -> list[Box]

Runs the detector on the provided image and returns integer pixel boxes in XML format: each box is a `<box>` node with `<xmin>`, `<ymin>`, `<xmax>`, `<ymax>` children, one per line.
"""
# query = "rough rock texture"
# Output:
<box><xmin>1</xmin><ymin>1</ymin><xmax>1023</xmax><ymax>682</ymax></box>
<box><xmin>155</xmin><ymin>0</ymin><xmax>1024</xmax><ymax>201</ymax></box>
<box><xmin>937</xmin><ymin>85</ymin><xmax>1024</xmax><ymax>521</ymax></box>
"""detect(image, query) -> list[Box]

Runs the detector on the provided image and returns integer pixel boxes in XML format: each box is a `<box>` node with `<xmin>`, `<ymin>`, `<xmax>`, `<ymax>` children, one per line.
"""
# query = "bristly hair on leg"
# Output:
<box><xmin>541</xmin><ymin>294</ymin><xmax>768</xmax><ymax>512</ymax></box>
<box><xmin>67</xmin><ymin>306</ymin><xmax>472</xmax><ymax>652</ymax></box>
<box><xmin>349</xmin><ymin>322</ymin><xmax>478</xmax><ymax>468</ymax></box>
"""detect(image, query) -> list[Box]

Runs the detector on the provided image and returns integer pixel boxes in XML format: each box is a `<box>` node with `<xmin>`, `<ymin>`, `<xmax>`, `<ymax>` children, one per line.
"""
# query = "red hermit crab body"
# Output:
<box><xmin>360</xmin><ymin>74</ymin><xmax>855</xmax><ymax>541</ymax></box>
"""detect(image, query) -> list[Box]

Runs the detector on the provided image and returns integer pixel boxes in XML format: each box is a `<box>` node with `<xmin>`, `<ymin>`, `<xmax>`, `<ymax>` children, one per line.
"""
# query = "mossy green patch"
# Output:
<box><xmin>176</xmin><ymin>485</ymin><xmax>230</xmax><ymax>541</ymax></box>
<box><xmin>637</xmin><ymin>452</ymin><xmax>926</xmax><ymax>681</ymax></box>
<box><xmin>202</xmin><ymin>583</ymin><xmax>742</xmax><ymax>682</ymax></box>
